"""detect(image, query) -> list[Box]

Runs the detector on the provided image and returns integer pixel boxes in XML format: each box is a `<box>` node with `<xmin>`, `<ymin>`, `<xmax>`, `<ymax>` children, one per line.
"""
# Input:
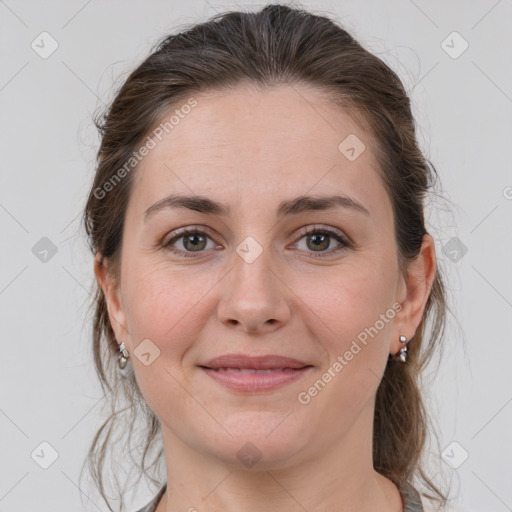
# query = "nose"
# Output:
<box><xmin>216</xmin><ymin>247</ymin><xmax>291</xmax><ymax>334</ymax></box>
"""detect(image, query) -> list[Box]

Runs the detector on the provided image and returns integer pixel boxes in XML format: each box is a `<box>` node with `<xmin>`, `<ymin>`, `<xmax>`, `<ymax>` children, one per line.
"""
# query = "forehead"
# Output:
<box><xmin>130</xmin><ymin>84</ymin><xmax>390</xmax><ymax>218</ymax></box>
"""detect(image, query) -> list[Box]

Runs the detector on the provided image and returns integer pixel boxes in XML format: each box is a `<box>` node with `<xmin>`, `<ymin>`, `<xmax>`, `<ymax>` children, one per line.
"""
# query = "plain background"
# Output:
<box><xmin>0</xmin><ymin>1</ymin><xmax>511</xmax><ymax>511</ymax></box>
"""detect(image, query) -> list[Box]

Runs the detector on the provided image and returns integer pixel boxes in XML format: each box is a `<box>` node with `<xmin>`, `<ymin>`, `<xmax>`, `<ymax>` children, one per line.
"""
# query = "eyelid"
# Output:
<box><xmin>163</xmin><ymin>224</ymin><xmax>214</xmax><ymax>241</ymax></box>
<box><xmin>294</xmin><ymin>225</ymin><xmax>351</xmax><ymax>244</ymax></box>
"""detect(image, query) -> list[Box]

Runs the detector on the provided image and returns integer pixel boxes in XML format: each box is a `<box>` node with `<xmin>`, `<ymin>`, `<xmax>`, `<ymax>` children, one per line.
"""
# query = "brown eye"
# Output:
<box><xmin>294</xmin><ymin>226</ymin><xmax>350</xmax><ymax>258</ymax></box>
<box><xmin>164</xmin><ymin>228</ymin><xmax>217</xmax><ymax>257</ymax></box>
<box><xmin>182</xmin><ymin>233</ymin><xmax>207</xmax><ymax>251</ymax></box>
<box><xmin>306</xmin><ymin>233</ymin><xmax>330</xmax><ymax>251</ymax></box>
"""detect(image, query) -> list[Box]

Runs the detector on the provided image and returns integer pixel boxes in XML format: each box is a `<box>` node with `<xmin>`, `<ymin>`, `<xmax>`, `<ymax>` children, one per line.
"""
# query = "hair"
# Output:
<box><xmin>82</xmin><ymin>3</ymin><xmax>451</xmax><ymax>510</ymax></box>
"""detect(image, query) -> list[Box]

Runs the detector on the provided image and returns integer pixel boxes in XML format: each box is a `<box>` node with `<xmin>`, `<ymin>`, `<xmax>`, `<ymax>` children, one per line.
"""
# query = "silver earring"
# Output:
<box><xmin>118</xmin><ymin>342</ymin><xmax>130</xmax><ymax>369</ymax></box>
<box><xmin>398</xmin><ymin>335</ymin><xmax>408</xmax><ymax>363</ymax></box>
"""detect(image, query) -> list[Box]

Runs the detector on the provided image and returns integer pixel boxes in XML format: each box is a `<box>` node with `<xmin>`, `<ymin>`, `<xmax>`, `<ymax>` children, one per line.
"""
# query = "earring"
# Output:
<box><xmin>118</xmin><ymin>342</ymin><xmax>130</xmax><ymax>369</ymax></box>
<box><xmin>398</xmin><ymin>335</ymin><xmax>408</xmax><ymax>363</ymax></box>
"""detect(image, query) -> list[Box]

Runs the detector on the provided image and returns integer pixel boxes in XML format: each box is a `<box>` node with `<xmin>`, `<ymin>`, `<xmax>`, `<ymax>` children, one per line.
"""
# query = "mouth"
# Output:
<box><xmin>204</xmin><ymin>367</ymin><xmax>308</xmax><ymax>373</ymax></box>
<box><xmin>198</xmin><ymin>354</ymin><xmax>314</xmax><ymax>392</ymax></box>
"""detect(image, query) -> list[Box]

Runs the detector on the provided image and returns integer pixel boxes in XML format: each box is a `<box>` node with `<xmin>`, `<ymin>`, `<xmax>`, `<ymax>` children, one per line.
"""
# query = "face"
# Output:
<box><xmin>98</xmin><ymin>84</ymin><xmax>432</xmax><ymax>470</ymax></box>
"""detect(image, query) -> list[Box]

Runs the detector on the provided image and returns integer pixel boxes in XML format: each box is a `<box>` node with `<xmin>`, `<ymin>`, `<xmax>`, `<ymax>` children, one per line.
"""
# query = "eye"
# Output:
<box><xmin>163</xmin><ymin>227</ymin><xmax>219</xmax><ymax>257</ymax></box>
<box><xmin>293</xmin><ymin>226</ymin><xmax>350</xmax><ymax>258</ymax></box>
<box><xmin>163</xmin><ymin>225</ymin><xmax>351</xmax><ymax>259</ymax></box>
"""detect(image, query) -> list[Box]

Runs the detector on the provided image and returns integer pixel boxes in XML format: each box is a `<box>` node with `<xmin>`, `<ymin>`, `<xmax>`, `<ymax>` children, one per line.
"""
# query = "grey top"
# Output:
<box><xmin>135</xmin><ymin>480</ymin><xmax>425</xmax><ymax>511</ymax></box>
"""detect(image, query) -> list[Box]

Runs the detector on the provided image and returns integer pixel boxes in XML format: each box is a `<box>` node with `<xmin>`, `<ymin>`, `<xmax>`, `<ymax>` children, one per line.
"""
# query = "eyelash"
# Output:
<box><xmin>163</xmin><ymin>225</ymin><xmax>351</xmax><ymax>259</ymax></box>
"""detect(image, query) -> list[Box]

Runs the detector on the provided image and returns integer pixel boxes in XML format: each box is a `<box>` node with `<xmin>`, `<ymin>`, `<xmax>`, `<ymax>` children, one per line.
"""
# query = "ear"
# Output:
<box><xmin>391</xmin><ymin>234</ymin><xmax>437</xmax><ymax>355</ymax></box>
<box><xmin>94</xmin><ymin>252</ymin><xmax>129</xmax><ymax>346</ymax></box>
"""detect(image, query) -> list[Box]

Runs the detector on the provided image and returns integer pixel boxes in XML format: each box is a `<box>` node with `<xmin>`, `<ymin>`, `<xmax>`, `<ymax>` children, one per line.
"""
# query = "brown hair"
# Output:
<box><xmin>82</xmin><ymin>3</ymin><xmax>450</xmax><ymax>510</ymax></box>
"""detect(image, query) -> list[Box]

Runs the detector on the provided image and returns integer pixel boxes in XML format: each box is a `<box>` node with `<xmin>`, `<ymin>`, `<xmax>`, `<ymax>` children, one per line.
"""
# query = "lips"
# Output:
<box><xmin>199</xmin><ymin>354</ymin><xmax>314</xmax><ymax>392</ymax></box>
<box><xmin>200</xmin><ymin>354</ymin><xmax>311</xmax><ymax>371</ymax></box>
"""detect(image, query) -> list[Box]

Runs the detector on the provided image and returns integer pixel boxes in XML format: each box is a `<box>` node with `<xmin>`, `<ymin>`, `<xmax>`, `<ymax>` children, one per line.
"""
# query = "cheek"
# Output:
<box><xmin>125</xmin><ymin>265</ymin><xmax>192</xmax><ymax>329</ymax></box>
<box><xmin>119</xmin><ymin>260</ymin><xmax>219</xmax><ymax>413</ymax></box>
<box><xmin>297</xmin><ymin>269</ymin><xmax>397</xmax><ymax>418</ymax></box>
<box><xmin>309</xmin><ymin>259</ymin><xmax>397</xmax><ymax>337</ymax></box>
<box><xmin>121</xmin><ymin>258</ymin><xmax>224</xmax><ymax>361</ymax></box>
<box><xmin>303</xmin><ymin>260</ymin><xmax>398</xmax><ymax>389</ymax></box>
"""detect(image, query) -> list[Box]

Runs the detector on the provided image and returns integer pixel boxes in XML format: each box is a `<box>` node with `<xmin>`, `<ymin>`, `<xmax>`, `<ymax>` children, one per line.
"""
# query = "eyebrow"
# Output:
<box><xmin>144</xmin><ymin>193</ymin><xmax>370</xmax><ymax>220</ymax></box>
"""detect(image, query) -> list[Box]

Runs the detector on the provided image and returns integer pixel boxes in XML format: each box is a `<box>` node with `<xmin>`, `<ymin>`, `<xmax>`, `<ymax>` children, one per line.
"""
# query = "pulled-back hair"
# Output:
<box><xmin>82</xmin><ymin>4</ymin><xmax>450</xmax><ymax>510</ymax></box>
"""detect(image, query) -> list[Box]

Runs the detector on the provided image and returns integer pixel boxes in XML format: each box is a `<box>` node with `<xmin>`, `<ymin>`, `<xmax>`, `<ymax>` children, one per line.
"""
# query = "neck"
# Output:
<box><xmin>155</xmin><ymin>404</ymin><xmax>403</xmax><ymax>512</ymax></box>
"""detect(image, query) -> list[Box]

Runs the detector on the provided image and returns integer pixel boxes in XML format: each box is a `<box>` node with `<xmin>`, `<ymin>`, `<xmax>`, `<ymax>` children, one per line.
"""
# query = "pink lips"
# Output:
<box><xmin>199</xmin><ymin>354</ymin><xmax>313</xmax><ymax>392</ymax></box>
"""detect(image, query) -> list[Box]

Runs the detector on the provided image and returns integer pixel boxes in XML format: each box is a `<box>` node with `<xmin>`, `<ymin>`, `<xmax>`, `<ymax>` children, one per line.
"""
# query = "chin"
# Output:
<box><xmin>201</xmin><ymin>415</ymin><xmax>310</xmax><ymax>470</ymax></box>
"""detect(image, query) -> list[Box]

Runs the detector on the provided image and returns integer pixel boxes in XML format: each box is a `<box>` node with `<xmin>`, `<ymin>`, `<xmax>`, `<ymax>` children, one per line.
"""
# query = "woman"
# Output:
<box><xmin>82</xmin><ymin>4</ymin><xmax>449</xmax><ymax>511</ymax></box>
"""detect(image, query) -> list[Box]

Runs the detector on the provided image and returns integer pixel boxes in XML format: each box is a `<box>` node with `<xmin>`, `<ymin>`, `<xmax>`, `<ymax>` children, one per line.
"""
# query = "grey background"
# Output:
<box><xmin>1</xmin><ymin>1</ymin><xmax>511</xmax><ymax>511</ymax></box>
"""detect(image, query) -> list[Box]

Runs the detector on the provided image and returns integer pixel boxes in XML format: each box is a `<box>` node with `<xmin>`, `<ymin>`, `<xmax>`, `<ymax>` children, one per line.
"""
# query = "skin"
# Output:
<box><xmin>95</xmin><ymin>84</ymin><xmax>436</xmax><ymax>512</ymax></box>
